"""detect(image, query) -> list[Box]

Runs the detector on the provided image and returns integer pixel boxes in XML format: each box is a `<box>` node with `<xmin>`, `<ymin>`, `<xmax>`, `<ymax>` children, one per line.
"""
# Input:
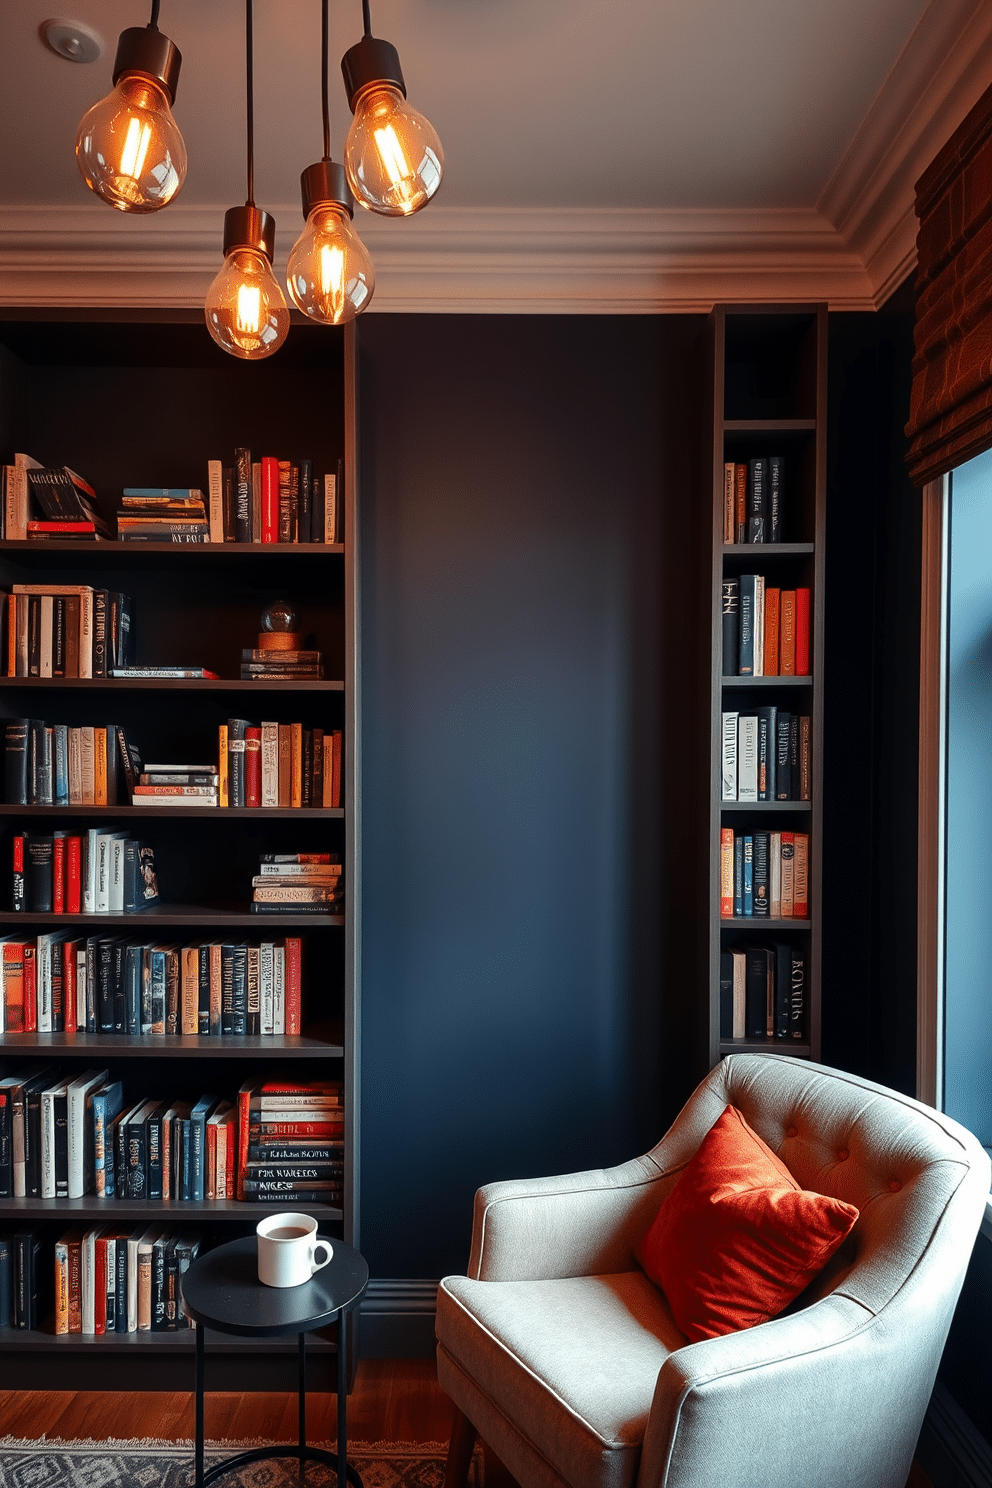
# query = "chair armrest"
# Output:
<box><xmin>468</xmin><ymin>1153</ymin><xmax>674</xmax><ymax>1280</ymax></box>
<box><xmin>638</xmin><ymin>1294</ymin><xmax>930</xmax><ymax>1488</ymax></box>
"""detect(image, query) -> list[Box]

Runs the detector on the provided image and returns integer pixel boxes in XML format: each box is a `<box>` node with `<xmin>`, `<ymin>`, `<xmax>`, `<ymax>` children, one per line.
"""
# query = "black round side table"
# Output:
<box><xmin>181</xmin><ymin>1234</ymin><xmax>369</xmax><ymax>1488</ymax></box>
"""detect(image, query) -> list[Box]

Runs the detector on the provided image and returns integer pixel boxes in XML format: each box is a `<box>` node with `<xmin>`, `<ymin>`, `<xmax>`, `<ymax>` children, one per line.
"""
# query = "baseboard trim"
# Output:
<box><xmin>359</xmin><ymin>1279</ymin><xmax>439</xmax><ymax>1359</ymax></box>
<box><xmin>917</xmin><ymin>1382</ymin><xmax>992</xmax><ymax>1488</ymax></box>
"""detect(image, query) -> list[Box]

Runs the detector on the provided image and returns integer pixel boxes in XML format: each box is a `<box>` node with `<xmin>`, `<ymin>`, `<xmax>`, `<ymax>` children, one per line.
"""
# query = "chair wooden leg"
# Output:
<box><xmin>444</xmin><ymin>1406</ymin><xmax>478</xmax><ymax>1488</ymax></box>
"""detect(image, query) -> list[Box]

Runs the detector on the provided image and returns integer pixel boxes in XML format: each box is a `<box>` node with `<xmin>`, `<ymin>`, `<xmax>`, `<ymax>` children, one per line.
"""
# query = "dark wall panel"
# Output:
<box><xmin>357</xmin><ymin>314</ymin><xmax>705</xmax><ymax>1279</ymax></box>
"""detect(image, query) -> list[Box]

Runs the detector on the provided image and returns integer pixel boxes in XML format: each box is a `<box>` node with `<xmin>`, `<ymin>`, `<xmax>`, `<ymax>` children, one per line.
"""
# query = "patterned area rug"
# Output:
<box><xmin>0</xmin><ymin>1439</ymin><xmax>474</xmax><ymax>1488</ymax></box>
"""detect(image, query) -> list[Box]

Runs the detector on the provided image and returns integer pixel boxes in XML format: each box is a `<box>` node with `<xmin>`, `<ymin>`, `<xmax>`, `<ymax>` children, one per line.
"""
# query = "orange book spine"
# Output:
<box><xmin>7</xmin><ymin>594</ymin><xmax>15</xmax><ymax>677</ymax></box>
<box><xmin>763</xmin><ymin>588</ymin><xmax>780</xmax><ymax>675</ymax></box>
<box><xmin>285</xmin><ymin>936</ymin><xmax>302</xmax><ymax>1035</ymax></box>
<box><xmin>779</xmin><ymin>832</ymin><xmax>795</xmax><ymax>918</ymax></box>
<box><xmin>723</xmin><ymin>463</ymin><xmax>735</xmax><ymax>543</ymax></box>
<box><xmin>795</xmin><ymin>587</ymin><xmax>811</xmax><ymax>675</ymax></box>
<box><xmin>793</xmin><ymin>833</ymin><xmax>809</xmax><ymax>918</ymax></box>
<box><xmin>735</xmin><ymin>464</ymin><xmax>747</xmax><ymax>543</ymax></box>
<box><xmin>3</xmin><ymin>942</ymin><xmax>25</xmax><ymax>1033</ymax></box>
<box><xmin>236</xmin><ymin>1084</ymin><xmax>251</xmax><ymax>1202</ymax></box>
<box><xmin>780</xmin><ymin>590</ymin><xmax>796</xmax><ymax>675</ymax></box>
<box><xmin>218</xmin><ymin>724</ymin><xmax>229</xmax><ymax>807</ymax></box>
<box><xmin>720</xmin><ymin>827</ymin><xmax>734</xmax><ymax>918</ymax></box>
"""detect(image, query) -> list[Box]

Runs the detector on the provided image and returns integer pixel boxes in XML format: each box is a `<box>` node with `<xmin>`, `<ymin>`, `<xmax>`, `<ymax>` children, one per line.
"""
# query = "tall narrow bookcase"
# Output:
<box><xmin>708</xmin><ymin>305</ymin><xmax>826</xmax><ymax>1068</ymax></box>
<box><xmin>0</xmin><ymin>311</ymin><xmax>359</xmax><ymax>1389</ymax></box>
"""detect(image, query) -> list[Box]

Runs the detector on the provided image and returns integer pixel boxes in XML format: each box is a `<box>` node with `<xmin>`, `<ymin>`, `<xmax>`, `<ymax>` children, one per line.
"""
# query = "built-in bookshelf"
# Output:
<box><xmin>708</xmin><ymin>306</ymin><xmax>826</xmax><ymax>1067</ymax></box>
<box><xmin>0</xmin><ymin>311</ymin><xmax>359</xmax><ymax>1389</ymax></box>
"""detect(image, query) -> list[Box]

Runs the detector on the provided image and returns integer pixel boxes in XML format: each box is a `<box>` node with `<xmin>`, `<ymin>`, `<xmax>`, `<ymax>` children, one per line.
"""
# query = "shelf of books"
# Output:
<box><xmin>708</xmin><ymin>305</ymin><xmax>826</xmax><ymax>1068</ymax></box>
<box><xmin>0</xmin><ymin>313</ymin><xmax>359</xmax><ymax>1388</ymax></box>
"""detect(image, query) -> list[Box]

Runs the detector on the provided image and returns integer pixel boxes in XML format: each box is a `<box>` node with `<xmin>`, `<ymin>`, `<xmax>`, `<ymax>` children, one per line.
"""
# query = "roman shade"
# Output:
<box><xmin>906</xmin><ymin>80</ymin><xmax>992</xmax><ymax>487</ymax></box>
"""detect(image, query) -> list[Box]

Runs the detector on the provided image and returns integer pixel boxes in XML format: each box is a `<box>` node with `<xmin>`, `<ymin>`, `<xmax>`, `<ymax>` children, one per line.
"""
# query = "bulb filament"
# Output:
<box><xmin>237</xmin><ymin>284</ymin><xmax>263</xmax><ymax>335</ymax></box>
<box><xmin>120</xmin><ymin>117</ymin><xmax>152</xmax><ymax>180</ymax></box>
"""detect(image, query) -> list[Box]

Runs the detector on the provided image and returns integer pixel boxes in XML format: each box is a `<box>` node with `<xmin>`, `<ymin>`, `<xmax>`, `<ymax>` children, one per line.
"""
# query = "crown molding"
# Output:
<box><xmin>0</xmin><ymin>202</ymin><xmax>875</xmax><ymax>313</ymax></box>
<box><xmin>818</xmin><ymin>0</ymin><xmax>992</xmax><ymax>306</ymax></box>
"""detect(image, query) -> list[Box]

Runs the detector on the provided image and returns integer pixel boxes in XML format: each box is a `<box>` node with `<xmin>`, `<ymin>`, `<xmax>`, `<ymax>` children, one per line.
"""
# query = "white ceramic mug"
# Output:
<box><xmin>257</xmin><ymin>1212</ymin><xmax>333</xmax><ymax>1288</ymax></box>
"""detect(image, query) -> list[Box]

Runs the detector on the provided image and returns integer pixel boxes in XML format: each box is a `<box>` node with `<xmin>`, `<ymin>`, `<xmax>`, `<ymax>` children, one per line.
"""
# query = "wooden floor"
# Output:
<box><xmin>0</xmin><ymin>1359</ymin><xmax>934</xmax><ymax>1488</ymax></box>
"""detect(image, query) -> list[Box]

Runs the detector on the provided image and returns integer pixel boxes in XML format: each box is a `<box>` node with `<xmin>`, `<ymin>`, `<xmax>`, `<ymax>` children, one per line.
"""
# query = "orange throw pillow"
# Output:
<box><xmin>639</xmin><ymin>1104</ymin><xmax>858</xmax><ymax>1342</ymax></box>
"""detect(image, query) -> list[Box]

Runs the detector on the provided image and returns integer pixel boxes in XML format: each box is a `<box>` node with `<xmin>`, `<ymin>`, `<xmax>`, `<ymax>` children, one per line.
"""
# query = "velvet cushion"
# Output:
<box><xmin>638</xmin><ymin>1103</ymin><xmax>859</xmax><ymax>1342</ymax></box>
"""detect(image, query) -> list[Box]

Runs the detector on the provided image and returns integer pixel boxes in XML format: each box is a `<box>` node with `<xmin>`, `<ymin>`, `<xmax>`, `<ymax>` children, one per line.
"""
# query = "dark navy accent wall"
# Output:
<box><xmin>357</xmin><ymin>314</ymin><xmax>706</xmax><ymax>1280</ymax></box>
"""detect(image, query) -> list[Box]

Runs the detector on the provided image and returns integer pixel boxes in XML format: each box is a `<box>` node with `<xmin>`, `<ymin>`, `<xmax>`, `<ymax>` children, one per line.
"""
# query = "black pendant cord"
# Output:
<box><xmin>245</xmin><ymin>0</ymin><xmax>255</xmax><ymax>206</ymax></box>
<box><xmin>322</xmin><ymin>0</ymin><xmax>331</xmax><ymax>160</ymax></box>
<box><xmin>362</xmin><ymin>0</ymin><xmax>372</xmax><ymax>39</ymax></box>
<box><xmin>148</xmin><ymin>0</ymin><xmax>161</xmax><ymax>28</ymax></box>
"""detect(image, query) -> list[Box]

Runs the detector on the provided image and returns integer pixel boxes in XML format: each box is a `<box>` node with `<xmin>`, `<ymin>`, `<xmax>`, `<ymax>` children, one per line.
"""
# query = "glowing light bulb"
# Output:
<box><xmin>287</xmin><ymin>202</ymin><xmax>375</xmax><ymax>324</ymax></box>
<box><xmin>205</xmin><ymin>211</ymin><xmax>290</xmax><ymax>361</ymax></box>
<box><xmin>345</xmin><ymin>82</ymin><xmax>442</xmax><ymax>215</ymax></box>
<box><xmin>75</xmin><ymin>27</ymin><xmax>186</xmax><ymax>214</ymax></box>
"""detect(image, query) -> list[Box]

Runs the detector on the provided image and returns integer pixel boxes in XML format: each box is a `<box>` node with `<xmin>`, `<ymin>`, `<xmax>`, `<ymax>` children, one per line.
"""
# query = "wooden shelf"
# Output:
<box><xmin>720</xmin><ymin>917</ymin><xmax>812</xmax><ymax>929</ymax></box>
<box><xmin>0</xmin><ymin>541</ymin><xmax>344</xmax><ymax>558</ymax></box>
<box><xmin>719</xmin><ymin>800</ymin><xmax>812</xmax><ymax>813</ymax></box>
<box><xmin>0</xmin><ymin>1028</ymin><xmax>345</xmax><ymax>1057</ymax></box>
<box><xmin>0</xmin><ymin>1196</ymin><xmax>343</xmax><ymax>1220</ymax></box>
<box><xmin>0</xmin><ymin>804</ymin><xmax>344</xmax><ymax>819</ymax></box>
<box><xmin>723</xmin><ymin>419</ymin><xmax>816</xmax><ymax>433</ymax></box>
<box><xmin>0</xmin><ymin>904</ymin><xmax>345</xmax><ymax>927</ymax></box>
<box><xmin>720</xmin><ymin>675</ymin><xmax>812</xmax><ymax>688</ymax></box>
<box><xmin>718</xmin><ymin>1039</ymin><xmax>812</xmax><ymax>1056</ymax></box>
<box><xmin>0</xmin><ymin>1326</ymin><xmax>339</xmax><ymax>1352</ymax></box>
<box><xmin>0</xmin><ymin>677</ymin><xmax>344</xmax><ymax>692</ymax></box>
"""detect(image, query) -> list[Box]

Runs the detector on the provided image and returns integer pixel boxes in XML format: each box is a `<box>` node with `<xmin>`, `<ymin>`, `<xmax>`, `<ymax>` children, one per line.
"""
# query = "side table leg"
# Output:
<box><xmin>195</xmin><ymin>1321</ymin><xmax>205</xmax><ymax>1488</ymax></box>
<box><xmin>299</xmin><ymin>1332</ymin><xmax>307</xmax><ymax>1485</ymax></box>
<box><xmin>337</xmin><ymin>1310</ymin><xmax>348</xmax><ymax>1488</ymax></box>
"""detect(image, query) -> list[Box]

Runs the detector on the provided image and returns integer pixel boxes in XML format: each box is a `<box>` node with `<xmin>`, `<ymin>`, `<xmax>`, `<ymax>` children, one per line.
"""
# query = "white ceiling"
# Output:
<box><xmin>2</xmin><ymin>0</ymin><xmax>992</xmax><ymax>312</ymax></box>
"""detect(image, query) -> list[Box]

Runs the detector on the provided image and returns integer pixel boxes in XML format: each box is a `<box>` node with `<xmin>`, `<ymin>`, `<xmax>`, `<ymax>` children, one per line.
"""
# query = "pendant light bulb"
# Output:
<box><xmin>205</xmin><ymin>207</ymin><xmax>290</xmax><ymax>361</ymax></box>
<box><xmin>341</xmin><ymin>37</ymin><xmax>442</xmax><ymax>216</ymax></box>
<box><xmin>287</xmin><ymin>162</ymin><xmax>375</xmax><ymax>325</ymax></box>
<box><xmin>75</xmin><ymin>26</ymin><xmax>186</xmax><ymax>213</ymax></box>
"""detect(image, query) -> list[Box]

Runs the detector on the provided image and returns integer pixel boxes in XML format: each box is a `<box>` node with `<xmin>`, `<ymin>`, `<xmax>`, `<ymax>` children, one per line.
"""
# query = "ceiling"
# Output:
<box><xmin>2</xmin><ymin>0</ymin><xmax>992</xmax><ymax>312</ymax></box>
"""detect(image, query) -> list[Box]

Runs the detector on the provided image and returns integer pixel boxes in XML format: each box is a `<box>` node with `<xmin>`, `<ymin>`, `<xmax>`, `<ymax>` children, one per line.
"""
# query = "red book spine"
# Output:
<box><xmin>22</xmin><ymin>943</ymin><xmax>36</xmax><ymax>1031</ymax></box>
<box><xmin>53</xmin><ymin>834</ymin><xmax>66</xmax><ymax>914</ymax></box>
<box><xmin>93</xmin><ymin>1238</ymin><xmax>107</xmax><ymax>1335</ymax></box>
<box><xmin>244</xmin><ymin>727</ymin><xmax>262</xmax><ymax>807</ymax></box>
<box><xmin>63</xmin><ymin>939</ymin><xmax>77</xmax><ymax>1035</ymax></box>
<box><xmin>66</xmin><ymin>836</ymin><xmax>82</xmax><ymax>915</ymax></box>
<box><xmin>12</xmin><ymin>833</ymin><xmax>24</xmax><ymax>911</ymax></box>
<box><xmin>285</xmin><ymin>936</ymin><xmax>302</xmax><ymax>1035</ymax></box>
<box><xmin>330</xmin><ymin>730</ymin><xmax>342</xmax><ymax>808</ymax></box>
<box><xmin>236</xmin><ymin>1085</ymin><xmax>250</xmax><ymax>1201</ymax></box>
<box><xmin>795</xmin><ymin>587</ymin><xmax>811</xmax><ymax>676</ymax></box>
<box><xmin>261</xmin><ymin>456</ymin><xmax>280</xmax><ymax>543</ymax></box>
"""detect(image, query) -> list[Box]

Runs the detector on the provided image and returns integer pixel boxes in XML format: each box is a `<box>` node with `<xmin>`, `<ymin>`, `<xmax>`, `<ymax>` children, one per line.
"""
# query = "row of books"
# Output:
<box><xmin>720</xmin><ymin>944</ymin><xmax>806</xmax><ymax>1040</ymax></box>
<box><xmin>722</xmin><ymin>457</ymin><xmax>786</xmax><ymax>545</ymax></box>
<box><xmin>0</xmin><ymin>934</ymin><xmax>304</xmax><ymax>1037</ymax></box>
<box><xmin>2</xmin><ymin>459</ymin><xmax>111</xmax><ymax>542</ymax></box>
<box><xmin>251</xmin><ymin>852</ymin><xmax>342</xmax><ymax>915</ymax></box>
<box><xmin>5</xmin><ymin>585</ymin><xmax>132</xmax><ymax>678</ymax></box>
<box><xmin>211</xmin><ymin>451</ymin><xmax>343</xmax><ymax>545</ymax></box>
<box><xmin>719</xmin><ymin>829</ymin><xmax>810</xmax><ymax>919</ymax></box>
<box><xmin>221</xmin><ymin>722</ymin><xmax>343</xmax><ymax>809</ymax></box>
<box><xmin>12</xmin><ymin>832</ymin><xmax>158</xmax><ymax>916</ymax></box>
<box><xmin>5</xmin><ymin>720</ymin><xmax>140</xmax><ymax>808</ymax></box>
<box><xmin>1</xmin><ymin>454</ymin><xmax>344</xmax><ymax>547</ymax></box>
<box><xmin>0</xmin><ymin>1228</ymin><xmax>48</xmax><ymax>1328</ymax></box>
<box><xmin>721</xmin><ymin>709</ymin><xmax>811</xmax><ymax>802</ymax></box>
<box><xmin>235</xmin><ymin>1078</ymin><xmax>345</xmax><ymax>1203</ymax></box>
<box><xmin>722</xmin><ymin>578</ymin><xmax>810</xmax><ymax>676</ymax></box>
<box><xmin>55</xmin><ymin>1226</ymin><xmax>201</xmax><ymax>1334</ymax></box>
<box><xmin>240</xmin><ymin>648</ymin><xmax>325</xmax><ymax>681</ymax></box>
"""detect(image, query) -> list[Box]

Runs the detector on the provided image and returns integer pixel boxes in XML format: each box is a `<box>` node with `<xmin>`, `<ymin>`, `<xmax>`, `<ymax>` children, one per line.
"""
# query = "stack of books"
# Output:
<box><xmin>116</xmin><ymin>489</ymin><xmax>209</xmax><ymax>544</ymax></box>
<box><xmin>250</xmin><ymin>852</ymin><xmax>343</xmax><ymax>915</ymax></box>
<box><xmin>236</xmin><ymin>1078</ymin><xmax>344</xmax><ymax>1203</ymax></box>
<box><xmin>240</xmin><ymin>648</ymin><xmax>325</xmax><ymax>680</ymax></box>
<box><xmin>132</xmin><ymin>762</ymin><xmax>219</xmax><ymax>808</ymax></box>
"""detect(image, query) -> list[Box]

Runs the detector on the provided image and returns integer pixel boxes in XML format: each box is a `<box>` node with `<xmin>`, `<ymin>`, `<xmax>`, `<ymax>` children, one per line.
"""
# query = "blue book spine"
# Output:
<box><xmin>150</xmin><ymin>949</ymin><xmax>167</xmax><ymax>1033</ymax></box>
<box><xmin>53</xmin><ymin>725</ymin><xmax>69</xmax><ymax>806</ymax></box>
<box><xmin>122</xmin><ymin>488</ymin><xmax>203</xmax><ymax>497</ymax></box>
<box><xmin>733</xmin><ymin>835</ymin><xmax>743</xmax><ymax>918</ymax></box>
<box><xmin>189</xmin><ymin>1096</ymin><xmax>216</xmax><ymax>1201</ymax></box>
<box><xmin>738</xmin><ymin>576</ymin><xmax>756</xmax><ymax>674</ymax></box>
<box><xmin>743</xmin><ymin>835</ymin><xmax>754</xmax><ymax>916</ymax></box>
<box><xmin>124</xmin><ymin>946</ymin><xmax>141</xmax><ymax>1036</ymax></box>
<box><xmin>180</xmin><ymin>1119</ymin><xmax>192</xmax><ymax>1202</ymax></box>
<box><xmin>92</xmin><ymin>1081</ymin><xmax>125</xmax><ymax>1197</ymax></box>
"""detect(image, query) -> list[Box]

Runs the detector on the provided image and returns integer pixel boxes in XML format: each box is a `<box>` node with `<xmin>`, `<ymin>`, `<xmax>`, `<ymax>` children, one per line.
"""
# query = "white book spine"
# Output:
<box><xmin>82</xmin><ymin>1230</ymin><xmax>95</xmax><ymax>1335</ymax></box>
<box><xmin>208</xmin><ymin>458</ymin><xmax>224</xmax><ymax>543</ymax></box>
<box><xmin>78</xmin><ymin>590</ymin><xmax>93</xmax><ymax>678</ymax></box>
<box><xmin>769</xmin><ymin>831</ymin><xmax>782</xmax><ymax>917</ymax></box>
<box><xmin>39</xmin><ymin>595</ymin><xmax>53</xmax><ymax>678</ymax></box>
<box><xmin>721</xmin><ymin>711</ymin><xmax>738</xmax><ymax>801</ymax></box>
<box><xmin>110</xmin><ymin>836</ymin><xmax>125</xmax><ymax>914</ymax></box>
<box><xmin>67</xmin><ymin>727</ymin><xmax>82</xmax><ymax>805</ymax></box>
<box><xmin>41</xmin><ymin>1086</ymin><xmax>57</xmax><ymax>1196</ymax></box>
<box><xmin>738</xmin><ymin>715</ymin><xmax>758</xmax><ymax>802</ymax></box>
<box><xmin>273</xmin><ymin>945</ymin><xmax>285</xmax><ymax>1034</ymax></box>
<box><xmin>37</xmin><ymin>937</ymin><xmax>52</xmax><ymax>1032</ymax></box>
<box><xmin>80</xmin><ymin>727</ymin><xmax>95</xmax><ymax>804</ymax></box>
<box><xmin>67</xmin><ymin>1084</ymin><xmax>84</xmax><ymax>1199</ymax></box>
<box><xmin>83</xmin><ymin>829</ymin><xmax>99</xmax><ymax>914</ymax></box>
<box><xmin>77</xmin><ymin>948</ymin><xmax>87</xmax><ymax>1031</ymax></box>
<box><xmin>96</xmin><ymin>834</ymin><xmax>111</xmax><ymax>914</ymax></box>
<box><xmin>753</xmin><ymin>575</ymin><xmax>765</xmax><ymax>676</ymax></box>
<box><xmin>260</xmin><ymin>940</ymin><xmax>274</xmax><ymax>1035</ymax></box>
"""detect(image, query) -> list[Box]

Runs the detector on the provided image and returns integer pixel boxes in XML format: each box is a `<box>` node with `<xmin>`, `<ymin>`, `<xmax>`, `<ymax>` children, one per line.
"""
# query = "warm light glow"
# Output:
<box><xmin>345</xmin><ymin>83</ymin><xmax>442</xmax><ymax>216</ymax></box>
<box><xmin>236</xmin><ymin>283</ymin><xmax>263</xmax><ymax>335</ymax></box>
<box><xmin>76</xmin><ymin>74</ymin><xmax>186</xmax><ymax>213</ymax></box>
<box><xmin>286</xmin><ymin>204</ymin><xmax>374</xmax><ymax>325</ymax></box>
<box><xmin>204</xmin><ymin>246</ymin><xmax>290</xmax><ymax>360</ymax></box>
<box><xmin>119</xmin><ymin>116</ymin><xmax>152</xmax><ymax>180</ymax></box>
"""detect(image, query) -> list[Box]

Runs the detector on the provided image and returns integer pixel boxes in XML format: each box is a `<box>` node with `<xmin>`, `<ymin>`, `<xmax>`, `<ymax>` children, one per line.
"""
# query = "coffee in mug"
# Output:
<box><xmin>257</xmin><ymin>1212</ymin><xmax>333</xmax><ymax>1287</ymax></box>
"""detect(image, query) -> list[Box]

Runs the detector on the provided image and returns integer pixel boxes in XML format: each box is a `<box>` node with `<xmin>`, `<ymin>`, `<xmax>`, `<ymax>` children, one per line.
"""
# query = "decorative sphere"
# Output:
<box><xmin>261</xmin><ymin>600</ymin><xmax>299</xmax><ymax>633</ymax></box>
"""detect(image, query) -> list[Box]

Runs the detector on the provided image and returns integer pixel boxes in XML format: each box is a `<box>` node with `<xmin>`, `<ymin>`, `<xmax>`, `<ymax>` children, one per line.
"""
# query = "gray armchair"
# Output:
<box><xmin>436</xmin><ymin>1054</ymin><xmax>990</xmax><ymax>1488</ymax></box>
